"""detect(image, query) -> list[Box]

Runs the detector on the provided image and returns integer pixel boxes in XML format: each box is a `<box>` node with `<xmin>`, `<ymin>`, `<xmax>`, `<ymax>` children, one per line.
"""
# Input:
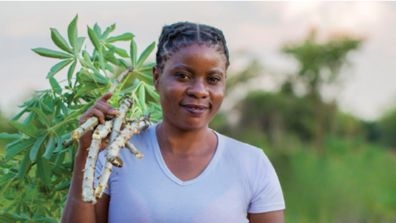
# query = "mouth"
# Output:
<box><xmin>181</xmin><ymin>103</ymin><xmax>210</xmax><ymax>114</ymax></box>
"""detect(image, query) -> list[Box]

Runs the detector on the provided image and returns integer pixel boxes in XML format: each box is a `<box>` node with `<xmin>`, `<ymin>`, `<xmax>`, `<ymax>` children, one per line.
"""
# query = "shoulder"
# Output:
<box><xmin>216</xmin><ymin>132</ymin><xmax>273</xmax><ymax>173</ymax></box>
<box><xmin>217</xmin><ymin>132</ymin><xmax>268</xmax><ymax>161</ymax></box>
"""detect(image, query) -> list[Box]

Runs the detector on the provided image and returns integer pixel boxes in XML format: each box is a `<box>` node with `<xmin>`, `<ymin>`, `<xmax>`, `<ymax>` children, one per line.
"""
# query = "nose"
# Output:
<box><xmin>187</xmin><ymin>79</ymin><xmax>209</xmax><ymax>99</ymax></box>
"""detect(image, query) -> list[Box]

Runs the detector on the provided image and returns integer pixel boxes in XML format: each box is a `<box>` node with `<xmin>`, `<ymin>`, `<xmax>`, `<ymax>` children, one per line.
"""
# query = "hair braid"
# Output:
<box><xmin>156</xmin><ymin>21</ymin><xmax>230</xmax><ymax>71</ymax></box>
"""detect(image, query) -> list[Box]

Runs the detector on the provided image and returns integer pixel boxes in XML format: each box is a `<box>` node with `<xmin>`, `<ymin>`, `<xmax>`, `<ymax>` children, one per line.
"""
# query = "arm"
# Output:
<box><xmin>61</xmin><ymin>93</ymin><xmax>117</xmax><ymax>223</ymax></box>
<box><xmin>248</xmin><ymin>210</ymin><xmax>284</xmax><ymax>223</ymax></box>
<box><xmin>61</xmin><ymin>146</ymin><xmax>109</xmax><ymax>223</ymax></box>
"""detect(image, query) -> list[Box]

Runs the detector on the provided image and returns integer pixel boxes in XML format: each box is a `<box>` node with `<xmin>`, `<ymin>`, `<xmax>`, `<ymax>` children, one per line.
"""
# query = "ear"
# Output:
<box><xmin>152</xmin><ymin>66</ymin><xmax>160</xmax><ymax>91</ymax></box>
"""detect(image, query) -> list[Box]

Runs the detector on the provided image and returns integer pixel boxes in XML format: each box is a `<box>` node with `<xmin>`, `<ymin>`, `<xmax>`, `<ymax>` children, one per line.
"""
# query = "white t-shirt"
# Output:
<box><xmin>95</xmin><ymin>124</ymin><xmax>285</xmax><ymax>223</ymax></box>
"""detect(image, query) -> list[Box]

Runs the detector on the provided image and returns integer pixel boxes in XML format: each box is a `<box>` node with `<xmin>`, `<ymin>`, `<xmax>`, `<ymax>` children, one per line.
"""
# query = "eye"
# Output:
<box><xmin>175</xmin><ymin>72</ymin><xmax>191</xmax><ymax>81</ymax></box>
<box><xmin>207</xmin><ymin>74</ymin><xmax>222</xmax><ymax>85</ymax></box>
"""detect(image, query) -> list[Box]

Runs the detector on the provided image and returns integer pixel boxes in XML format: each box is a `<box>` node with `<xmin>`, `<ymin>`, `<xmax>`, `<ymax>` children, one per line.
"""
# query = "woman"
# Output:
<box><xmin>62</xmin><ymin>21</ymin><xmax>285</xmax><ymax>223</ymax></box>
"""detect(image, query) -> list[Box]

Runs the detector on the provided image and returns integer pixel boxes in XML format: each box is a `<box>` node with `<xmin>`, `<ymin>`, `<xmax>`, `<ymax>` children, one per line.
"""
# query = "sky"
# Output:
<box><xmin>1</xmin><ymin>1</ymin><xmax>395</xmax><ymax>121</ymax></box>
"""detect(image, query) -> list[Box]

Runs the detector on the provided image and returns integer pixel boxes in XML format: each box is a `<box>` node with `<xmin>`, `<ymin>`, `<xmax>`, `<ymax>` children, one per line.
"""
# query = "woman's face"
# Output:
<box><xmin>154</xmin><ymin>44</ymin><xmax>227</xmax><ymax>131</ymax></box>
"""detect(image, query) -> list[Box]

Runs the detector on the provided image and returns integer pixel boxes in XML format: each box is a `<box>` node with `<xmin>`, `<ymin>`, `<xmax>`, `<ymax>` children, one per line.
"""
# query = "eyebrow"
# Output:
<box><xmin>169</xmin><ymin>63</ymin><xmax>225</xmax><ymax>75</ymax></box>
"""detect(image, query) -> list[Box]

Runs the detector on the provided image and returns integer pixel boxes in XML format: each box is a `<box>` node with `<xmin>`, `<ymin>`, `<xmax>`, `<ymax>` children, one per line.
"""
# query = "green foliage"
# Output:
<box><xmin>378</xmin><ymin>107</ymin><xmax>396</xmax><ymax>148</ymax></box>
<box><xmin>0</xmin><ymin>15</ymin><xmax>161</xmax><ymax>221</ymax></box>
<box><xmin>276</xmin><ymin>137</ymin><xmax>396</xmax><ymax>223</ymax></box>
<box><xmin>281</xmin><ymin>31</ymin><xmax>363</xmax><ymax>149</ymax></box>
<box><xmin>282</xmin><ymin>31</ymin><xmax>363</xmax><ymax>97</ymax></box>
<box><xmin>0</xmin><ymin>112</ymin><xmax>16</xmax><ymax>153</ymax></box>
<box><xmin>212</xmin><ymin>30</ymin><xmax>395</xmax><ymax>223</ymax></box>
<box><xmin>236</xmin><ymin>91</ymin><xmax>316</xmax><ymax>144</ymax></box>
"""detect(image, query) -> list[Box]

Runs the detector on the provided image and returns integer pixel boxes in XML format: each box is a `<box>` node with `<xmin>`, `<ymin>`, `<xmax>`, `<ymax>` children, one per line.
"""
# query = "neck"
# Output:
<box><xmin>156</xmin><ymin>122</ymin><xmax>216</xmax><ymax>155</ymax></box>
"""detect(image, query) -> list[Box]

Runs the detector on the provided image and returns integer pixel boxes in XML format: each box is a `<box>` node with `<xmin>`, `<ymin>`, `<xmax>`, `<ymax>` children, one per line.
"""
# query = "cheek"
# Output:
<box><xmin>212</xmin><ymin>87</ymin><xmax>225</xmax><ymax>105</ymax></box>
<box><xmin>158</xmin><ymin>82</ymin><xmax>182</xmax><ymax>105</ymax></box>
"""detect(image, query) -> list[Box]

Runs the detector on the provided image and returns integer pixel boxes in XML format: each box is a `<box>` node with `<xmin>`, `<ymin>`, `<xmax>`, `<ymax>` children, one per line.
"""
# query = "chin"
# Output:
<box><xmin>178</xmin><ymin>121</ymin><xmax>209</xmax><ymax>132</ymax></box>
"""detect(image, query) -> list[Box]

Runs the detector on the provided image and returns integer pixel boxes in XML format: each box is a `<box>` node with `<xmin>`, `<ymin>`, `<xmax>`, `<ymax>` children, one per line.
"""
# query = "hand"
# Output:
<box><xmin>79</xmin><ymin>92</ymin><xmax>119</xmax><ymax>124</ymax></box>
<box><xmin>78</xmin><ymin>93</ymin><xmax>119</xmax><ymax>149</ymax></box>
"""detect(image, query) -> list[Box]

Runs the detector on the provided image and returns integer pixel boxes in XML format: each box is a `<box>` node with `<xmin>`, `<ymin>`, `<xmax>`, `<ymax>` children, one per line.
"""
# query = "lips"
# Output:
<box><xmin>181</xmin><ymin>103</ymin><xmax>209</xmax><ymax>114</ymax></box>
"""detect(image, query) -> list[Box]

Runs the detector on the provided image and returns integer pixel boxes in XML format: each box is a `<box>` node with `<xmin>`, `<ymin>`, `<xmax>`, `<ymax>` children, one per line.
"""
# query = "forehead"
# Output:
<box><xmin>166</xmin><ymin>44</ymin><xmax>227</xmax><ymax>66</ymax></box>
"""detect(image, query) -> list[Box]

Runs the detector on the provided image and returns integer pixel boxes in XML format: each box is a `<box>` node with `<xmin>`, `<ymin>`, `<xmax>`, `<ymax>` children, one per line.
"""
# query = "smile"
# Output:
<box><xmin>181</xmin><ymin>104</ymin><xmax>209</xmax><ymax>114</ymax></box>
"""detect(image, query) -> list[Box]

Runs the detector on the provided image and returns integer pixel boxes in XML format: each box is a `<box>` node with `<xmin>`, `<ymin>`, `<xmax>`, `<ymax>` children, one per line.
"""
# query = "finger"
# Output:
<box><xmin>94</xmin><ymin>101</ymin><xmax>118</xmax><ymax>119</ymax></box>
<box><xmin>91</xmin><ymin>108</ymin><xmax>106</xmax><ymax>124</ymax></box>
<box><xmin>100</xmin><ymin>92</ymin><xmax>113</xmax><ymax>102</ymax></box>
<box><xmin>78</xmin><ymin>93</ymin><xmax>118</xmax><ymax>124</ymax></box>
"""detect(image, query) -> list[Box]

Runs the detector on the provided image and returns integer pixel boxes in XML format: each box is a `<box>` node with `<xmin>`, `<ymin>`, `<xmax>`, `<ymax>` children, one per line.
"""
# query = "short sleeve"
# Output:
<box><xmin>248</xmin><ymin>152</ymin><xmax>285</xmax><ymax>213</ymax></box>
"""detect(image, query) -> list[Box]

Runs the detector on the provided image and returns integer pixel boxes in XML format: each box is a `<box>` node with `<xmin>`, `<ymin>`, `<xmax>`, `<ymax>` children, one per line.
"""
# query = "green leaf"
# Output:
<box><xmin>77</xmin><ymin>37</ymin><xmax>86</xmax><ymax>52</ymax></box>
<box><xmin>97</xmin><ymin>49</ymin><xmax>106</xmax><ymax>70</ymax></box>
<box><xmin>32</xmin><ymin>48</ymin><xmax>72</xmax><ymax>59</ymax></box>
<box><xmin>92</xmin><ymin>71</ymin><xmax>110</xmax><ymax>85</ymax></box>
<box><xmin>136</xmin><ymin>41</ymin><xmax>155</xmax><ymax>68</ymax></box>
<box><xmin>130</xmin><ymin>38</ymin><xmax>137</xmax><ymax>66</ymax></box>
<box><xmin>47</xmin><ymin>59</ymin><xmax>72</xmax><ymax>78</ymax></box>
<box><xmin>93</xmin><ymin>23</ymin><xmax>102</xmax><ymax>37</ymax></box>
<box><xmin>49</xmin><ymin>76</ymin><xmax>62</xmax><ymax>95</ymax></box>
<box><xmin>0</xmin><ymin>133</ymin><xmax>20</xmax><ymax>140</ymax></box>
<box><xmin>138</xmin><ymin>83</ymin><xmax>146</xmax><ymax>104</ymax></box>
<box><xmin>108</xmin><ymin>45</ymin><xmax>129</xmax><ymax>58</ymax></box>
<box><xmin>136</xmin><ymin>70</ymin><xmax>153</xmax><ymax>84</ymax></box>
<box><xmin>118</xmin><ymin>59</ymin><xmax>129</xmax><ymax>68</ymax></box>
<box><xmin>114</xmin><ymin>47</ymin><xmax>129</xmax><ymax>58</ymax></box>
<box><xmin>145</xmin><ymin>84</ymin><xmax>160</xmax><ymax>102</ymax></box>
<box><xmin>17</xmin><ymin>153</ymin><xmax>32</xmax><ymax>178</ymax></box>
<box><xmin>9</xmin><ymin>120</ymin><xmax>39</xmax><ymax>137</ymax></box>
<box><xmin>37</xmin><ymin>157</ymin><xmax>51</xmax><ymax>184</ymax></box>
<box><xmin>29</xmin><ymin>135</ymin><xmax>47</xmax><ymax>162</ymax></box>
<box><xmin>5</xmin><ymin>138</ymin><xmax>35</xmax><ymax>159</ymax></box>
<box><xmin>28</xmin><ymin>107</ymin><xmax>51</xmax><ymax>127</ymax></box>
<box><xmin>0</xmin><ymin>213</ymin><xmax>18</xmax><ymax>223</ymax></box>
<box><xmin>43</xmin><ymin>137</ymin><xmax>56</xmax><ymax>159</ymax></box>
<box><xmin>102</xmin><ymin>23</ymin><xmax>116</xmax><ymax>38</ymax></box>
<box><xmin>82</xmin><ymin>51</ymin><xmax>95</xmax><ymax>69</ymax></box>
<box><xmin>55</xmin><ymin>180</ymin><xmax>70</xmax><ymax>191</ymax></box>
<box><xmin>11</xmin><ymin>107</ymin><xmax>27</xmax><ymax>121</ymax></box>
<box><xmin>107</xmin><ymin>33</ymin><xmax>134</xmax><ymax>42</ymax></box>
<box><xmin>88</xmin><ymin>26</ymin><xmax>101</xmax><ymax>50</ymax></box>
<box><xmin>50</xmin><ymin>28</ymin><xmax>72</xmax><ymax>53</ymax></box>
<box><xmin>54</xmin><ymin>148</ymin><xmax>65</xmax><ymax>164</ymax></box>
<box><xmin>39</xmin><ymin>94</ymin><xmax>54</xmax><ymax>114</ymax></box>
<box><xmin>68</xmin><ymin>15</ymin><xmax>78</xmax><ymax>50</ymax></box>
<box><xmin>67</xmin><ymin>60</ymin><xmax>77</xmax><ymax>84</ymax></box>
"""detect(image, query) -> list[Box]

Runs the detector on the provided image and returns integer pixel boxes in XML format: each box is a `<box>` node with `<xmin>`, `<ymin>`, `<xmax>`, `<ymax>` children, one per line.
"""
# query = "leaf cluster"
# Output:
<box><xmin>0</xmin><ymin>15</ymin><xmax>161</xmax><ymax>221</ymax></box>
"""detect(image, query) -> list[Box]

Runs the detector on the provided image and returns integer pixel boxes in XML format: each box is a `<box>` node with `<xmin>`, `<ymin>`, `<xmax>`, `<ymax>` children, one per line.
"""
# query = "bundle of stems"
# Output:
<box><xmin>75</xmin><ymin>95</ymin><xmax>150</xmax><ymax>203</ymax></box>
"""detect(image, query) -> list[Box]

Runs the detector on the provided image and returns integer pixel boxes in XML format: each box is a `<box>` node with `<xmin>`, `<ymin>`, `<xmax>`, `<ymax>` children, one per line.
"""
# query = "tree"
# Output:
<box><xmin>281</xmin><ymin>29</ymin><xmax>363</xmax><ymax>151</ymax></box>
<box><xmin>0</xmin><ymin>15</ymin><xmax>161</xmax><ymax>222</ymax></box>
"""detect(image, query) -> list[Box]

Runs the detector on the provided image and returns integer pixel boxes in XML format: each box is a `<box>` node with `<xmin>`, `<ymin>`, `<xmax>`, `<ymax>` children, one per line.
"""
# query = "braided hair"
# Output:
<box><xmin>155</xmin><ymin>22</ymin><xmax>230</xmax><ymax>71</ymax></box>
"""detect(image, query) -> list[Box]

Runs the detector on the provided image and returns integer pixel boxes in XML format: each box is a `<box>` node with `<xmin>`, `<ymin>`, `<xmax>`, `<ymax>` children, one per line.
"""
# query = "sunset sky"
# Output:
<box><xmin>1</xmin><ymin>1</ymin><xmax>395</xmax><ymax>121</ymax></box>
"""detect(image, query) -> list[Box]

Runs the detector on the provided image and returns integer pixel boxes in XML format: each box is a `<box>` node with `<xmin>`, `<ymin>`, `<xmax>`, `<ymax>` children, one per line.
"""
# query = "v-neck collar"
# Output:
<box><xmin>150</xmin><ymin>123</ymin><xmax>223</xmax><ymax>186</ymax></box>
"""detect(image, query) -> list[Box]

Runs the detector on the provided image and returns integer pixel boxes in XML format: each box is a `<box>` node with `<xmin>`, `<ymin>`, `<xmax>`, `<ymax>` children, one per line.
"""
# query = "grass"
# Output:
<box><xmin>272</xmin><ymin>136</ymin><xmax>396</xmax><ymax>223</ymax></box>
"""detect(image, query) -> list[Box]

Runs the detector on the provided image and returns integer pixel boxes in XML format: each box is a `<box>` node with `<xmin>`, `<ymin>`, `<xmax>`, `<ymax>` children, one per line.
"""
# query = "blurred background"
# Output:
<box><xmin>1</xmin><ymin>2</ymin><xmax>396</xmax><ymax>222</ymax></box>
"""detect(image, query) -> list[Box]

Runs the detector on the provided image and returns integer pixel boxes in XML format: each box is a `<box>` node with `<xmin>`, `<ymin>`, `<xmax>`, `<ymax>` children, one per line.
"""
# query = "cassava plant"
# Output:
<box><xmin>0</xmin><ymin>15</ymin><xmax>161</xmax><ymax>222</ymax></box>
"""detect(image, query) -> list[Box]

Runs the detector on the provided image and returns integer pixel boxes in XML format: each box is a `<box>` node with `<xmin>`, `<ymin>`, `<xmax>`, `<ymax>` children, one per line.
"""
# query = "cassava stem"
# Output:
<box><xmin>72</xmin><ymin>117</ymin><xmax>98</xmax><ymax>140</ymax></box>
<box><xmin>108</xmin><ymin>66</ymin><xmax>133</xmax><ymax>93</ymax></box>
<box><xmin>81</xmin><ymin>96</ymin><xmax>133</xmax><ymax>202</ymax></box>
<box><xmin>126</xmin><ymin>141</ymin><xmax>144</xmax><ymax>159</ymax></box>
<box><xmin>110</xmin><ymin>96</ymin><xmax>133</xmax><ymax>142</ymax></box>
<box><xmin>94</xmin><ymin>118</ymin><xmax>150</xmax><ymax>199</ymax></box>
<box><xmin>106</xmin><ymin>118</ymin><xmax>150</xmax><ymax>165</ymax></box>
<box><xmin>82</xmin><ymin>120</ymin><xmax>112</xmax><ymax>203</ymax></box>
